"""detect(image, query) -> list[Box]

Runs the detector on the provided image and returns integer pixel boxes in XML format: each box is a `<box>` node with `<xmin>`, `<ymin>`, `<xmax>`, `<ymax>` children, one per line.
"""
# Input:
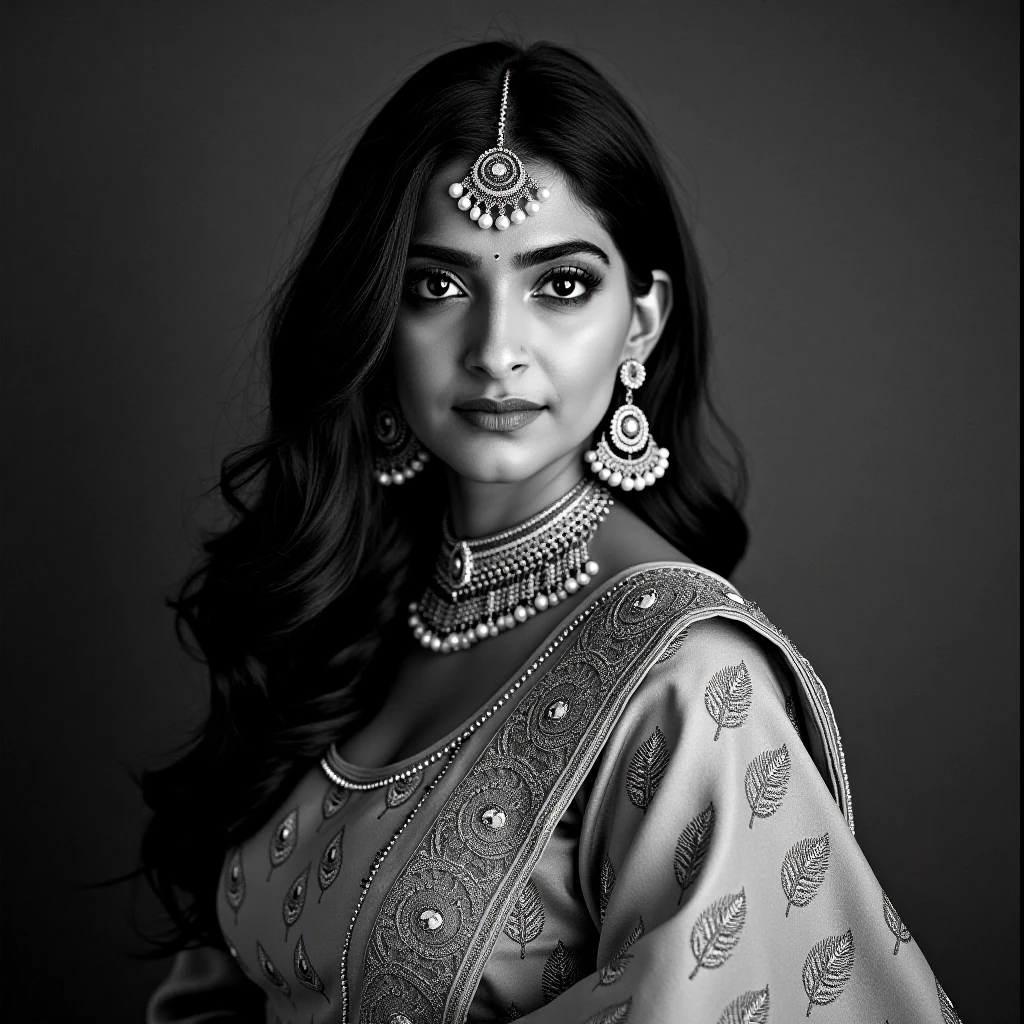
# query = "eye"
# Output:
<box><xmin>407</xmin><ymin>269</ymin><xmax>467</xmax><ymax>302</ymax></box>
<box><xmin>534</xmin><ymin>266</ymin><xmax>600</xmax><ymax>303</ymax></box>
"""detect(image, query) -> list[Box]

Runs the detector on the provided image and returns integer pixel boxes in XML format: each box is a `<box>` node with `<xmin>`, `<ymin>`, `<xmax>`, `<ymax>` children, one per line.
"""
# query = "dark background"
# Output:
<box><xmin>2</xmin><ymin>2</ymin><xmax>1018</xmax><ymax>1021</ymax></box>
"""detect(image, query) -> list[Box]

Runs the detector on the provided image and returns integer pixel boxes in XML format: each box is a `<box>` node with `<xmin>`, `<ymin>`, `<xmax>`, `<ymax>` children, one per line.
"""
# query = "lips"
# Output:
<box><xmin>454</xmin><ymin>396</ymin><xmax>545</xmax><ymax>432</ymax></box>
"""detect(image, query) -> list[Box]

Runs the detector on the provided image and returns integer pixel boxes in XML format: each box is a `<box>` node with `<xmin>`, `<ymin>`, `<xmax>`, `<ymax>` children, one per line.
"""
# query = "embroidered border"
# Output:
<box><xmin>356</xmin><ymin>565</ymin><xmax>853</xmax><ymax>1023</ymax></box>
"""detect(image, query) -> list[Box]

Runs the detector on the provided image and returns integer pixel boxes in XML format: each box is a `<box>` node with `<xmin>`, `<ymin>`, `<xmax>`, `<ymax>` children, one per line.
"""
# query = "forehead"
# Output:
<box><xmin>410</xmin><ymin>159</ymin><xmax>620</xmax><ymax>264</ymax></box>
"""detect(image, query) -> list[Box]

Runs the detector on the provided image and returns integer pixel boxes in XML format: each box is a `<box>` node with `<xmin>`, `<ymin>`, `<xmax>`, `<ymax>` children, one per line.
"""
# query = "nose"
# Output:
<box><xmin>463</xmin><ymin>289</ymin><xmax>528</xmax><ymax>380</ymax></box>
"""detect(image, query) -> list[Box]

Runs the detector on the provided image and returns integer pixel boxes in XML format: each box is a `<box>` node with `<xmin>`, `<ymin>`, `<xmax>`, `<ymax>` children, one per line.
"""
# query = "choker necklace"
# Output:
<box><xmin>409</xmin><ymin>478</ymin><xmax>614</xmax><ymax>653</ymax></box>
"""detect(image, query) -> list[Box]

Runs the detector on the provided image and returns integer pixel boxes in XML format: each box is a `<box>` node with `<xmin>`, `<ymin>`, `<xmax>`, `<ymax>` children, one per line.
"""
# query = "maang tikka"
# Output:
<box><xmin>372</xmin><ymin>399</ymin><xmax>430</xmax><ymax>486</ymax></box>
<box><xmin>584</xmin><ymin>359</ymin><xmax>670</xmax><ymax>491</ymax></box>
<box><xmin>448</xmin><ymin>69</ymin><xmax>551</xmax><ymax>230</ymax></box>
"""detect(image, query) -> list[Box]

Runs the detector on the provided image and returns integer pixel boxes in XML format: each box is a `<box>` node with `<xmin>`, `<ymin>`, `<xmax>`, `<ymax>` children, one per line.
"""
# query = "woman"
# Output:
<box><xmin>143</xmin><ymin>40</ymin><xmax>959</xmax><ymax>1024</ymax></box>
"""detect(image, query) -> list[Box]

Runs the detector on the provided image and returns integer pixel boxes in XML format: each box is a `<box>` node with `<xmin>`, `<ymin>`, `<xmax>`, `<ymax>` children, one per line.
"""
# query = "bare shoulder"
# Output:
<box><xmin>589</xmin><ymin>501</ymin><xmax>693</xmax><ymax>580</ymax></box>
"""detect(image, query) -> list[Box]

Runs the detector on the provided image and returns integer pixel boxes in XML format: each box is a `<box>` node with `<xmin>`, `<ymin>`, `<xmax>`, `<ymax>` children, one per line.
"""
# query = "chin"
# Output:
<box><xmin>435</xmin><ymin>437</ymin><xmax>554</xmax><ymax>484</ymax></box>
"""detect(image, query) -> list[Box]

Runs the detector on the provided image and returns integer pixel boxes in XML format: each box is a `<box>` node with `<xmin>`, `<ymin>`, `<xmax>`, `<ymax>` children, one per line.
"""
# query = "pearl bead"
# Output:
<box><xmin>525</xmin><ymin>200</ymin><xmax>541</xmax><ymax>216</ymax></box>
<box><xmin>514</xmin><ymin>605</ymin><xmax>528</xmax><ymax>623</ymax></box>
<box><xmin>447</xmin><ymin>633</ymin><xmax>461</xmax><ymax>649</ymax></box>
<box><xmin>495</xmin><ymin>215</ymin><xmax>510</xmax><ymax>230</ymax></box>
<box><xmin>583</xmin><ymin>450</ymin><xmax>596</xmax><ymax>463</ymax></box>
<box><xmin>534</xmin><ymin>594</ymin><xmax>549</xmax><ymax>611</ymax></box>
<box><xmin>458</xmin><ymin>196</ymin><xmax>472</xmax><ymax>211</ymax></box>
<box><xmin>511</xmin><ymin>209</ymin><xmax>526</xmax><ymax>224</ymax></box>
<box><xmin>448</xmin><ymin>183</ymin><xmax>465</xmax><ymax>198</ymax></box>
<box><xmin>378</xmin><ymin>472</ymin><xmax>391</xmax><ymax>485</ymax></box>
<box><xmin>548</xmin><ymin>592</ymin><xmax>560</xmax><ymax>606</ymax></box>
<box><xmin>633</xmin><ymin>477</ymin><xmax>646</xmax><ymax>491</ymax></box>
<box><xmin>478</xmin><ymin>213</ymin><xmax>493</xmax><ymax>229</ymax></box>
<box><xmin>659</xmin><ymin>447</ymin><xmax>670</xmax><ymax>458</ymax></box>
<box><xmin>577</xmin><ymin>571</ymin><xmax>591</xmax><ymax>586</ymax></box>
<box><xmin>653</xmin><ymin>466</ymin><xmax>665</xmax><ymax>478</ymax></box>
<box><xmin>488</xmin><ymin>624</ymin><xmax>499</xmax><ymax>637</ymax></box>
<box><xmin>585</xmin><ymin>561</ymin><xmax>599</xmax><ymax>575</ymax></box>
<box><xmin>609</xmin><ymin>471</ymin><xmax>622</xmax><ymax>487</ymax></box>
<box><xmin>537</xmin><ymin>187</ymin><xmax>551</xmax><ymax>201</ymax></box>
<box><xmin>526</xmin><ymin>606</ymin><xmax>537</xmax><ymax>617</ymax></box>
<box><xmin>556</xmin><ymin>589</ymin><xmax>568</xmax><ymax>601</ymax></box>
<box><xmin>408</xmin><ymin>614</ymin><xmax>420</xmax><ymax>627</ymax></box>
<box><xmin>420</xmin><ymin>632</ymin><xmax>433</xmax><ymax>647</ymax></box>
<box><xmin>429</xmin><ymin>636</ymin><xmax>442</xmax><ymax>651</ymax></box>
<box><xmin>644</xmin><ymin>471</ymin><xmax>656</xmax><ymax>486</ymax></box>
<box><xmin>410</xmin><ymin>459</ymin><xmax>423</xmax><ymax>472</ymax></box>
<box><xmin>621</xmin><ymin>476</ymin><xmax>635</xmax><ymax>491</ymax></box>
<box><xmin>564</xmin><ymin>577</ymin><xmax>579</xmax><ymax>594</ymax></box>
<box><xmin>592</xmin><ymin>461</ymin><xmax>604</xmax><ymax>473</ymax></box>
<box><xmin>391</xmin><ymin>471</ymin><xmax>404</xmax><ymax>485</ymax></box>
<box><xmin>469</xmin><ymin>206</ymin><xmax>482</xmax><ymax>221</ymax></box>
<box><xmin>476</xmin><ymin>623</ymin><xmax>490</xmax><ymax>639</ymax></box>
<box><xmin>599</xmin><ymin>468</ymin><xmax>611</xmax><ymax>481</ymax></box>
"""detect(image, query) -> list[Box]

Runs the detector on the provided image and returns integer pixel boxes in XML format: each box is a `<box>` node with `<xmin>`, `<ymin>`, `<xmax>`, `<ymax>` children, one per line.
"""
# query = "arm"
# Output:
<box><xmin>509</xmin><ymin>616</ymin><xmax>960</xmax><ymax>1023</ymax></box>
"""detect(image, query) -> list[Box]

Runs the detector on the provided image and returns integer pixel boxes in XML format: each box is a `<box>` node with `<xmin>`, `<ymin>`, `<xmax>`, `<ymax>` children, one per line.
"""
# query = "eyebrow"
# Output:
<box><xmin>407</xmin><ymin>239</ymin><xmax>611</xmax><ymax>271</ymax></box>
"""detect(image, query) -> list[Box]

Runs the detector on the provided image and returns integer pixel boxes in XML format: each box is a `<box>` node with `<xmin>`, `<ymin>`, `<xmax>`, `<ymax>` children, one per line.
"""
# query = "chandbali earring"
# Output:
<box><xmin>447</xmin><ymin>69</ymin><xmax>551</xmax><ymax>231</ymax></box>
<box><xmin>584</xmin><ymin>359</ymin><xmax>670</xmax><ymax>492</ymax></box>
<box><xmin>372</xmin><ymin>400</ymin><xmax>430</xmax><ymax>486</ymax></box>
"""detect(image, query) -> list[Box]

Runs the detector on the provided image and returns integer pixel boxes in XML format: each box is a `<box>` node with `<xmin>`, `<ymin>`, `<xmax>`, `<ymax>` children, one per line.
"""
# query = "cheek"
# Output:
<box><xmin>391</xmin><ymin>319</ymin><xmax>453</xmax><ymax>419</ymax></box>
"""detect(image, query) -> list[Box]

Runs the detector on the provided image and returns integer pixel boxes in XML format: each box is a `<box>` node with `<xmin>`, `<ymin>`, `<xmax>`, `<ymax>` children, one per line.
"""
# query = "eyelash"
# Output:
<box><xmin>404</xmin><ymin>265</ymin><xmax>603</xmax><ymax>307</ymax></box>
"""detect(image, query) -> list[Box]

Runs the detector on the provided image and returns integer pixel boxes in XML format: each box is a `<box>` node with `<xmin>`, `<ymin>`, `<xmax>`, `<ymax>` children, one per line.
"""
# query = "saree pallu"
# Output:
<box><xmin>147</xmin><ymin>562</ymin><xmax>962</xmax><ymax>1023</ymax></box>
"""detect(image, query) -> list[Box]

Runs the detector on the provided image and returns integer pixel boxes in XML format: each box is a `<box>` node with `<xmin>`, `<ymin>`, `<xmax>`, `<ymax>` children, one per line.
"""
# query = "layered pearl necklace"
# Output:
<box><xmin>408</xmin><ymin>478</ymin><xmax>613</xmax><ymax>653</ymax></box>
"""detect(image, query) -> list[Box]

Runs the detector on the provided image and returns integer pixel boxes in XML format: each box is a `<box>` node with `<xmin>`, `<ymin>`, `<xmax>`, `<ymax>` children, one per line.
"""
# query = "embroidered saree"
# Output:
<box><xmin>147</xmin><ymin>562</ymin><xmax>961</xmax><ymax>1023</ymax></box>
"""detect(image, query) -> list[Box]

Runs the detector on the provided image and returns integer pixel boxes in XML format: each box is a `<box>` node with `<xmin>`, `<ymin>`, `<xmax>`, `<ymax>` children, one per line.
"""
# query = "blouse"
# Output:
<box><xmin>147</xmin><ymin>561</ymin><xmax>962</xmax><ymax>1024</ymax></box>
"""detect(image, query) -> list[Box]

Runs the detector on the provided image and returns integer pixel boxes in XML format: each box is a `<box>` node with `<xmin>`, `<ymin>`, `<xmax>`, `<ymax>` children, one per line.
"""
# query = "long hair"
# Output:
<box><xmin>139</xmin><ymin>39</ymin><xmax>748</xmax><ymax>951</ymax></box>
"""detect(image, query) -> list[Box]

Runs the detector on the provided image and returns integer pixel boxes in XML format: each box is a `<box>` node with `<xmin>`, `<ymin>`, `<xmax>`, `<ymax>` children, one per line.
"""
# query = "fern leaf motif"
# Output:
<box><xmin>317</xmin><ymin>823</ymin><xmax>344</xmax><ymax>901</ymax></box>
<box><xmin>583</xmin><ymin>997</ymin><xmax>632</xmax><ymax>1024</ymax></box>
<box><xmin>281</xmin><ymin>862</ymin><xmax>310</xmax><ymax>942</ymax></box>
<box><xmin>675</xmin><ymin>801</ymin><xmax>716</xmax><ymax>904</ymax></box>
<box><xmin>936</xmin><ymin>978</ymin><xmax>963</xmax><ymax>1024</ymax></box>
<box><xmin>627</xmin><ymin>726</ymin><xmax>670</xmax><ymax>812</ymax></box>
<box><xmin>744</xmin><ymin>744</ymin><xmax>791</xmax><ymax>829</ymax></box>
<box><xmin>378</xmin><ymin>769</ymin><xmax>423</xmax><ymax>818</ymax></box>
<box><xmin>801</xmin><ymin>929</ymin><xmax>855</xmax><ymax>1016</ymax></box>
<box><xmin>504</xmin><ymin>878</ymin><xmax>546</xmax><ymax>959</ymax></box>
<box><xmin>599</xmin><ymin>854</ymin><xmax>616</xmax><ymax>923</ymax></box>
<box><xmin>781</xmin><ymin>833</ymin><xmax>830</xmax><ymax>917</ymax></box>
<box><xmin>318</xmin><ymin>783</ymin><xmax>349</xmax><ymax>832</ymax></box>
<box><xmin>292</xmin><ymin>934</ymin><xmax>330</xmax><ymax>1002</ymax></box>
<box><xmin>542</xmin><ymin>940</ymin><xmax>584</xmax><ymax>1002</ymax></box>
<box><xmin>267</xmin><ymin>807</ymin><xmax>299</xmax><ymax>881</ymax></box>
<box><xmin>882</xmin><ymin>890</ymin><xmax>912</xmax><ymax>955</ymax></box>
<box><xmin>224</xmin><ymin>847</ymin><xmax>245</xmax><ymax>924</ymax></box>
<box><xmin>256</xmin><ymin>939</ymin><xmax>293</xmax><ymax>1000</ymax></box>
<box><xmin>595</xmin><ymin>917</ymin><xmax>643</xmax><ymax>989</ymax></box>
<box><xmin>716</xmin><ymin>986</ymin><xmax>770</xmax><ymax>1024</ymax></box>
<box><xmin>688</xmin><ymin>888</ymin><xmax>747</xmax><ymax>979</ymax></box>
<box><xmin>655</xmin><ymin>627</ymin><xmax>689</xmax><ymax>664</ymax></box>
<box><xmin>704</xmin><ymin>661</ymin><xmax>753</xmax><ymax>740</ymax></box>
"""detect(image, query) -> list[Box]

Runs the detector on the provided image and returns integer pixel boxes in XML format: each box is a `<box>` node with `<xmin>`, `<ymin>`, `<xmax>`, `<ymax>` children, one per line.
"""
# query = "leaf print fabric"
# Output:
<box><xmin>626</xmin><ymin>726</ymin><xmax>669</xmax><ymax>811</ymax></box>
<box><xmin>883</xmin><ymin>890</ymin><xmax>912</xmax><ymax>955</ymax></box>
<box><xmin>688</xmin><ymin>889</ymin><xmax>747</xmax><ymax>979</ymax></box>
<box><xmin>716</xmin><ymin>986</ymin><xmax>770</xmax><ymax>1024</ymax></box>
<box><xmin>542</xmin><ymin>940</ymin><xmax>584</xmax><ymax>1002</ymax></box>
<box><xmin>781</xmin><ymin>834</ymin><xmax>830</xmax><ymax>916</ymax></box>
<box><xmin>743</xmin><ymin>744</ymin><xmax>790</xmax><ymax>828</ymax></box>
<box><xmin>704</xmin><ymin>661</ymin><xmax>753</xmax><ymax>740</ymax></box>
<box><xmin>801</xmin><ymin>929</ymin><xmax>855</xmax><ymax>1016</ymax></box>
<box><xmin>505</xmin><ymin>879</ymin><xmax>546</xmax><ymax>959</ymax></box>
<box><xmin>674</xmin><ymin>801</ymin><xmax>716</xmax><ymax>903</ymax></box>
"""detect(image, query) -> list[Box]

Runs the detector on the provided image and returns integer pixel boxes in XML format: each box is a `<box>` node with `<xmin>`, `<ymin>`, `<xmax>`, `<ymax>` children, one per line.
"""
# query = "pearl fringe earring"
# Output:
<box><xmin>584</xmin><ymin>359</ymin><xmax>669</xmax><ymax>491</ymax></box>
<box><xmin>373</xmin><ymin>400</ymin><xmax>430</xmax><ymax>486</ymax></box>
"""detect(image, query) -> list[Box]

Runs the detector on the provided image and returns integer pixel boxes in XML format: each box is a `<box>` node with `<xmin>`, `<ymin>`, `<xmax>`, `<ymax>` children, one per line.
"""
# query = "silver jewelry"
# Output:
<box><xmin>447</xmin><ymin>69</ymin><xmax>551</xmax><ymax>230</ymax></box>
<box><xmin>372</xmin><ymin>399</ymin><xmax>430</xmax><ymax>486</ymax></box>
<box><xmin>584</xmin><ymin>358</ymin><xmax>670</xmax><ymax>491</ymax></box>
<box><xmin>408</xmin><ymin>478</ymin><xmax>613</xmax><ymax>652</ymax></box>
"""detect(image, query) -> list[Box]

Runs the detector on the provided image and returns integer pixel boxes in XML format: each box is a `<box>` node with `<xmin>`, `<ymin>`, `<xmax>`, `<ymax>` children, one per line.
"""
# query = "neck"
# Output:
<box><xmin>446</xmin><ymin>445</ymin><xmax>587</xmax><ymax>538</ymax></box>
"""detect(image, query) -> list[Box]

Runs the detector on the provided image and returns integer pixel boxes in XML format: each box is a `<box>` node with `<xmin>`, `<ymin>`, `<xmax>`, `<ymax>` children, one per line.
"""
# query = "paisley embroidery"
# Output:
<box><xmin>716</xmin><ymin>986</ymin><xmax>770</xmax><ymax>1024</ymax></box>
<box><xmin>503</xmin><ymin>878</ymin><xmax>545</xmax><ymax>959</ymax></box>
<box><xmin>317</xmin><ymin>824</ymin><xmax>344</xmax><ymax>901</ymax></box>
<box><xmin>802</xmin><ymin>929</ymin><xmax>855</xmax><ymax>1016</ymax></box>
<box><xmin>282</xmin><ymin>862</ymin><xmax>310</xmax><ymax>941</ymax></box>
<box><xmin>318</xmin><ymin>782</ymin><xmax>350</xmax><ymax>831</ymax></box>
<box><xmin>674</xmin><ymin>801</ymin><xmax>716</xmax><ymax>903</ymax></box>
<box><xmin>626</xmin><ymin>725</ymin><xmax>670</xmax><ymax>811</ymax></box>
<box><xmin>267</xmin><ymin>807</ymin><xmax>299</xmax><ymax>881</ymax></box>
<box><xmin>704</xmin><ymin>661</ymin><xmax>753</xmax><ymax>740</ymax></box>
<box><xmin>688</xmin><ymin>888</ymin><xmax>747</xmax><ymax>979</ymax></box>
<box><xmin>293</xmin><ymin>934</ymin><xmax>330</xmax><ymax>1002</ymax></box>
<box><xmin>583</xmin><ymin>998</ymin><xmax>632</xmax><ymax>1024</ymax></box>
<box><xmin>226</xmin><ymin>939</ymin><xmax>250</xmax><ymax>977</ymax></box>
<box><xmin>224</xmin><ymin>847</ymin><xmax>245</xmax><ymax>923</ymax></box>
<box><xmin>599</xmin><ymin>854</ymin><xmax>616</xmax><ymax>924</ymax></box>
<box><xmin>378</xmin><ymin>769</ymin><xmax>423</xmax><ymax>818</ymax></box>
<box><xmin>882</xmin><ymin>890</ymin><xmax>912</xmax><ymax>955</ymax></box>
<box><xmin>359</xmin><ymin>566</ymin><xmax>853</xmax><ymax>1023</ymax></box>
<box><xmin>781</xmin><ymin>833</ymin><xmax>830</xmax><ymax>917</ymax></box>
<box><xmin>744</xmin><ymin>744</ymin><xmax>790</xmax><ymax>829</ymax></box>
<box><xmin>256</xmin><ymin>939</ymin><xmax>293</xmax><ymax>1001</ymax></box>
<box><xmin>541</xmin><ymin>939</ymin><xmax>584</xmax><ymax>1002</ymax></box>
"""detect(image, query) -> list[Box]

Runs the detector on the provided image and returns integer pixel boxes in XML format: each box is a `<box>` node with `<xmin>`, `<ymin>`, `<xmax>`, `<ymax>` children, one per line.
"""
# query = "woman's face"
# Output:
<box><xmin>392</xmin><ymin>161</ymin><xmax>669</xmax><ymax>485</ymax></box>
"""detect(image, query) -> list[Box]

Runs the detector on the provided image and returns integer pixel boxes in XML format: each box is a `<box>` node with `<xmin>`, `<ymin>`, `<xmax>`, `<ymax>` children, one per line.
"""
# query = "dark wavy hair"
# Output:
<box><xmin>139</xmin><ymin>39</ymin><xmax>748</xmax><ymax>951</ymax></box>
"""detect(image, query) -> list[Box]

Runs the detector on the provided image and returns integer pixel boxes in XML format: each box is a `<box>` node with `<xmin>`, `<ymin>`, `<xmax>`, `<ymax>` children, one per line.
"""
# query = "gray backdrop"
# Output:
<box><xmin>2</xmin><ymin>2</ymin><xmax>1018</xmax><ymax>1020</ymax></box>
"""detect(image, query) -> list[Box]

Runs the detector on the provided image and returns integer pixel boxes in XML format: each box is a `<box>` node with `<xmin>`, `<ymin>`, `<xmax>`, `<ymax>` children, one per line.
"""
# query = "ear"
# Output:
<box><xmin>620</xmin><ymin>270</ymin><xmax>673</xmax><ymax>364</ymax></box>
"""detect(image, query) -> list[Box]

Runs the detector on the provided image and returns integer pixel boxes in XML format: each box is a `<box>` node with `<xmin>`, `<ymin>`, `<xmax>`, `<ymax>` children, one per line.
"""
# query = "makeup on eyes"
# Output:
<box><xmin>403</xmin><ymin>261</ymin><xmax>604</xmax><ymax>306</ymax></box>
